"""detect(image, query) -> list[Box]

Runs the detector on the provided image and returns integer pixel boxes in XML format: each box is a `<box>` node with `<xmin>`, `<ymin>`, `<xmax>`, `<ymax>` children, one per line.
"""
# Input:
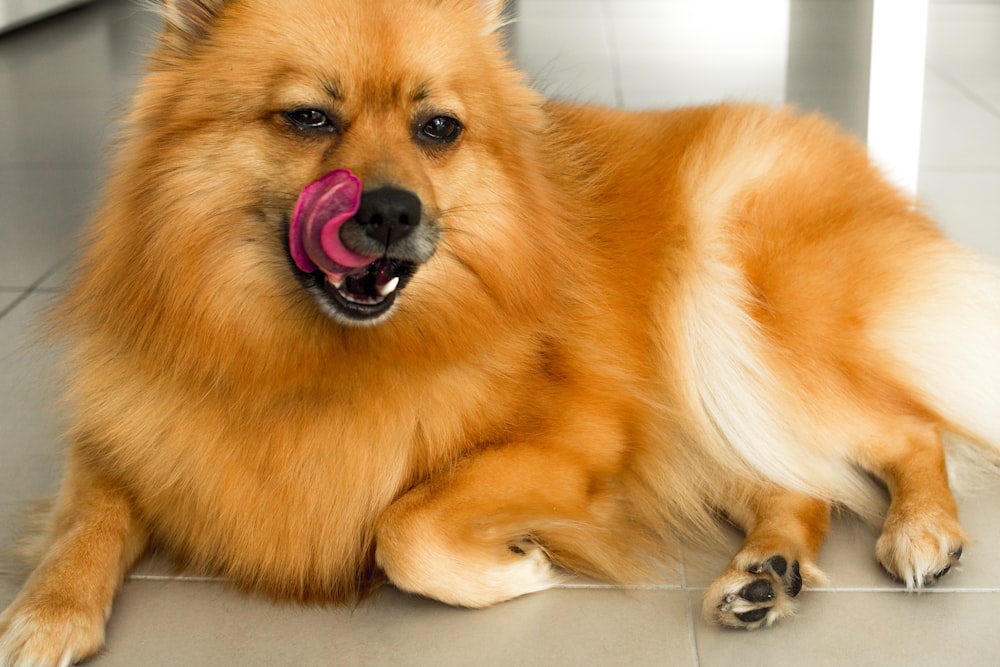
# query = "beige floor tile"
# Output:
<box><xmin>0</xmin><ymin>294</ymin><xmax>67</xmax><ymax>506</ymax></box>
<box><xmin>694</xmin><ymin>589</ymin><xmax>1000</xmax><ymax>666</ymax></box>
<box><xmin>0</xmin><ymin>292</ymin><xmax>21</xmax><ymax>314</ymax></box>
<box><xmin>0</xmin><ymin>581</ymin><xmax>697</xmax><ymax>667</ymax></box>
<box><xmin>0</xmin><ymin>166</ymin><xmax>101</xmax><ymax>287</ymax></box>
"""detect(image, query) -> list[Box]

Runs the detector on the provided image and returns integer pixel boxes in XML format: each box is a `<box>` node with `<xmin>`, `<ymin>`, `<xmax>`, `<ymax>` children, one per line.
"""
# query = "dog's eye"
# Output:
<box><xmin>417</xmin><ymin>115</ymin><xmax>462</xmax><ymax>144</ymax></box>
<box><xmin>284</xmin><ymin>108</ymin><xmax>336</xmax><ymax>133</ymax></box>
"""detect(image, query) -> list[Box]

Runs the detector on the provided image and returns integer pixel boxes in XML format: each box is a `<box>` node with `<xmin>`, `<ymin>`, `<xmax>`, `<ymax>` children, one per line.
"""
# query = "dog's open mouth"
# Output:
<box><xmin>317</xmin><ymin>257</ymin><xmax>417</xmax><ymax>321</ymax></box>
<box><xmin>288</xmin><ymin>169</ymin><xmax>426</xmax><ymax>324</ymax></box>
<box><xmin>289</xmin><ymin>169</ymin><xmax>422</xmax><ymax>324</ymax></box>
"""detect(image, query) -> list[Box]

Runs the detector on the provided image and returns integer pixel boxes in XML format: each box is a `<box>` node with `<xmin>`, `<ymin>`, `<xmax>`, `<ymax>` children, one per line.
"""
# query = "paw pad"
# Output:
<box><xmin>712</xmin><ymin>555</ymin><xmax>802</xmax><ymax>629</ymax></box>
<box><xmin>734</xmin><ymin>607</ymin><xmax>770</xmax><ymax>624</ymax></box>
<box><xmin>739</xmin><ymin>578</ymin><xmax>776</xmax><ymax>604</ymax></box>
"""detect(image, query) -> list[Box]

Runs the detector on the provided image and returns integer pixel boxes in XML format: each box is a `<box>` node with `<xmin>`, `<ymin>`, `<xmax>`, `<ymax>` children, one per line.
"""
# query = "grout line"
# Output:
<box><xmin>804</xmin><ymin>586</ymin><xmax>1000</xmax><ymax>594</ymax></box>
<box><xmin>554</xmin><ymin>582</ymin><xmax>685</xmax><ymax>591</ymax></box>
<box><xmin>684</xmin><ymin>584</ymin><xmax>1000</xmax><ymax>594</ymax></box>
<box><xmin>678</xmin><ymin>552</ymin><xmax>703</xmax><ymax>667</ymax></box>
<box><xmin>684</xmin><ymin>590</ymin><xmax>702</xmax><ymax>667</ymax></box>
<box><xmin>0</xmin><ymin>260</ymin><xmax>68</xmax><ymax>320</ymax></box>
<box><xmin>123</xmin><ymin>575</ymin><xmax>692</xmax><ymax>590</ymax></box>
<box><xmin>0</xmin><ymin>291</ymin><xmax>33</xmax><ymax>321</ymax></box>
<box><xmin>551</xmin><ymin>581</ymin><xmax>1000</xmax><ymax>594</ymax></box>
<box><xmin>125</xmin><ymin>576</ymin><xmax>1000</xmax><ymax>594</ymax></box>
<box><xmin>926</xmin><ymin>62</ymin><xmax>1000</xmax><ymax>121</ymax></box>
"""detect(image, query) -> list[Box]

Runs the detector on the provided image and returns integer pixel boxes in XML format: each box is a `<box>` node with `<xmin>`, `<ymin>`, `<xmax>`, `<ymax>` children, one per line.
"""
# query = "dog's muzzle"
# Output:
<box><xmin>289</xmin><ymin>170</ymin><xmax>438</xmax><ymax>326</ymax></box>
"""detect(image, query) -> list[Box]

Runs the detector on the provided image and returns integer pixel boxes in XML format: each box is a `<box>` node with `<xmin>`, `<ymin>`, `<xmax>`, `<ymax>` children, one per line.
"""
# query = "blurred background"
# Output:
<box><xmin>511</xmin><ymin>0</ymin><xmax>999</xmax><ymax>261</ymax></box>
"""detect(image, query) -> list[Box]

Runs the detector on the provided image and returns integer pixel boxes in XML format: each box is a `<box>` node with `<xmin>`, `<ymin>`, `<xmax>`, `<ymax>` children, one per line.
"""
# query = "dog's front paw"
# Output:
<box><xmin>0</xmin><ymin>595</ymin><xmax>107</xmax><ymax>667</ymax></box>
<box><xmin>703</xmin><ymin>555</ymin><xmax>808</xmax><ymax>629</ymax></box>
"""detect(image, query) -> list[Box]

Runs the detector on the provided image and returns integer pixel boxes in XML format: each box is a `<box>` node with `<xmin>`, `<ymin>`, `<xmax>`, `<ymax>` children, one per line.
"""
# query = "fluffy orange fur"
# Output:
<box><xmin>2</xmin><ymin>0</ymin><xmax>998</xmax><ymax>663</ymax></box>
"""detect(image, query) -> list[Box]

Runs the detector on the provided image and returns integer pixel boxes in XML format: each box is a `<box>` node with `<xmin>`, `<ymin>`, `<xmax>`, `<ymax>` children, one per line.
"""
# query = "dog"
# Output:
<box><xmin>2</xmin><ymin>0</ymin><xmax>998</xmax><ymax>664</ymax></box>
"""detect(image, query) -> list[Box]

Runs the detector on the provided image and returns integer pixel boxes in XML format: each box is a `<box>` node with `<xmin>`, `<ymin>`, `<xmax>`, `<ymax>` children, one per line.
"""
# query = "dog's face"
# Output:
<box><xmin>255</xmin><ymin>0</ymin><xmax>471</xmax><ymax>327</ymax></box>
<box><xmin>145</xmin><ymin>0</ymin><xmax>548</xmax><ymax>331</ymax></box>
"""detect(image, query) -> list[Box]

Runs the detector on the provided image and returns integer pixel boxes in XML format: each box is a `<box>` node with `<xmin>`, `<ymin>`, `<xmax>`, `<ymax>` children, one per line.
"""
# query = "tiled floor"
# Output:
<box><xmin>1</xmin><ymin>1</ymin><xmax>999</xmax><ymax>665</ymax></box>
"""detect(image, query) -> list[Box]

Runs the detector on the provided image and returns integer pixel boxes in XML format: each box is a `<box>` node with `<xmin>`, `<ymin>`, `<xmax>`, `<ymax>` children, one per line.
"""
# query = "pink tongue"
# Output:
<box><xmin>288</xmin><ymin>169</ymin><xmax>375</xmax><ymax>279</ymax></box>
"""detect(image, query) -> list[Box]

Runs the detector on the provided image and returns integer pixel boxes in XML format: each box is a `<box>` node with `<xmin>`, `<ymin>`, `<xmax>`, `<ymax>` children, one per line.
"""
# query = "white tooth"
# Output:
<box><xmin>378</xmin><ymin>276</ymin><xmax>400</xmax><ymax>297</ymax></box>
<box><xmin>326</xmin><ymin>276</ymin><xmax>344</xmax><ymax>289</ymax></box>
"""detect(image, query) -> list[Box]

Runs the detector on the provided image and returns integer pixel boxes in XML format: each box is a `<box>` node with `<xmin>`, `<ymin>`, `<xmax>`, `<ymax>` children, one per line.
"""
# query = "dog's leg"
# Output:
<box><xmin>375</xmin><ymin>441</ymin><xmax>624</xmax><ymax>608</ymax></box>
<box><xmin>862</xmin><ymin>422</ymin><xmax>966</xmax><ymax>589</ymax></box>
<box><xmin>702</xmin><ymin>480</ymin><xmax>830</xmax><ymax>629</ymax></box>
<box><xmin>0</xmin><ymin>455</ymin><xmax>148</xmax><ymax>667</ymax></box>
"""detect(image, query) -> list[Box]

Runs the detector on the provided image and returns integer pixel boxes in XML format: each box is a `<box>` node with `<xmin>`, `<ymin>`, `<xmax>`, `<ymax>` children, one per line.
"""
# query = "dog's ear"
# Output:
<box><xmin>158</xmin><ymin>0</ymin><xmax>227</xmax><ymax>47</ymax></box>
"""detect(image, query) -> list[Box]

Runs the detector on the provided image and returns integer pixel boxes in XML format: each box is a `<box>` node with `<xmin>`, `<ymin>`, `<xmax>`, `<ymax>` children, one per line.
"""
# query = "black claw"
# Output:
<box><xmin>740</xmin><ymin>579</ymin><xmax>776</xmax><ymax>603</ymax></box>
<box><xmin>735</xmin><ymin>607</ymin><xmax>770</xmax><ymax>624</ymax></box>
<box><xmin>931</xmin><ymin>546</ymin><xmax>962</xmax><ymax>580</ymax></box>
<box><xmin>785</xmin><ymin>561</ymin><xmax>803</xmax><ymax>598</ymax></box>
<box><xmin>765</xmin><ymin>555</ymin><xmax>788</xmax><ymax>578</ymax></box>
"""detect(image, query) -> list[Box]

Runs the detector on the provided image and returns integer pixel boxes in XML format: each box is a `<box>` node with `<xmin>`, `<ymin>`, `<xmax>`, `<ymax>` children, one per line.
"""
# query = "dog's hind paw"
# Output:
<box><xmin>876</xmin><ymin>510</ymin><xmax>966</xmax><ymax>589</ymax></box>
<box><xmin>703</xmin><ymin>555</ymin><xmax>807</xmax><ymax>629</ymax></box>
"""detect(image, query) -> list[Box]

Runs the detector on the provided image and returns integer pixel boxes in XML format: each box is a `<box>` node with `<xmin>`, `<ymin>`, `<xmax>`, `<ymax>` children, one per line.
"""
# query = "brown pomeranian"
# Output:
<box><xmin>2</xmin><ymin>0</ymin><xmax>999</xmax><ymax>664</ymax></box>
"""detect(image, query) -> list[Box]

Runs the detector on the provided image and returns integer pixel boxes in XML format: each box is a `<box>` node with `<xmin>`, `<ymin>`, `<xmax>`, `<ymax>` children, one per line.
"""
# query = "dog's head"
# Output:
<box><xmin>135</xmin><ymin>0</ymin><xmax>554</xmax><ymax>332</ymax></box>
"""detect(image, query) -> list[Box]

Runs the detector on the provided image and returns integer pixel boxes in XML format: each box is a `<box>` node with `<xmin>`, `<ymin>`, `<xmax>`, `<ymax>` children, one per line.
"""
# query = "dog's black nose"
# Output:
<box><xmin>353</xmin><ymin>187</ymin><xmax>422</xmax><ymax>248</ymax></box>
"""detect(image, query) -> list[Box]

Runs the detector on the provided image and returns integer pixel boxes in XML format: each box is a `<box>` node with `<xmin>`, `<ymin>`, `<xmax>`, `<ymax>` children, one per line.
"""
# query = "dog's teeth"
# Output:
<box><xmin>378</xmin><ymin>276</ymin><xmax>400</xmax><ymax>297</ymax></box>
<box><xmin>326</xmin><ymin>276</ymin><xmax>344</xmax><ymax>289</ymax></box>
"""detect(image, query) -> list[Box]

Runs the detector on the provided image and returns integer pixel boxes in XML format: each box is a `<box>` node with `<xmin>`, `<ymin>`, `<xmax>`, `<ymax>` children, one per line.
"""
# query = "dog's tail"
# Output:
<box><xmin>877</xmin><ymin>246</ymin><xmax>1000</xmax><ymax>477</ymax></box>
